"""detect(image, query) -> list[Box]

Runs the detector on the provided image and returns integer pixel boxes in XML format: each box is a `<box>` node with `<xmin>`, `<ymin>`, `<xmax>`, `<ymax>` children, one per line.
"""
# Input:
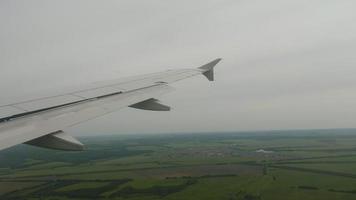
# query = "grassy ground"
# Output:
<box><xmin>1</xmin><ymin>130</ymin><xmax>356</xmax><ymax>199</ymax></box>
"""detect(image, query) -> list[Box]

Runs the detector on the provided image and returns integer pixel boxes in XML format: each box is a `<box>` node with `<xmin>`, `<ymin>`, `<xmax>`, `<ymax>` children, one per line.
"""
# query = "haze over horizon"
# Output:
<box><xmin>1</xmin><ymin>0</ymin><xmax>356</xmax><ymax>136</ymax></box>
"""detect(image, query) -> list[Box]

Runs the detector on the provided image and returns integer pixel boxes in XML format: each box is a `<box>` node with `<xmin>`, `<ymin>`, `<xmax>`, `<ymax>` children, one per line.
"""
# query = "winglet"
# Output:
<box><xmin>198</xmin><ymin>58</ymin><xmax>222</xmax><ymax>81</ymax></box>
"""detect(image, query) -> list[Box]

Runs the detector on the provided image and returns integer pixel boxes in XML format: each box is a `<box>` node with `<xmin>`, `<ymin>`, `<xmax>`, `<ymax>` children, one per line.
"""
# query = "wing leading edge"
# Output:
<box><xmin>0</xmin><ymin>58</ymin><xmax>221</xmax><ymax>151</ymax></box>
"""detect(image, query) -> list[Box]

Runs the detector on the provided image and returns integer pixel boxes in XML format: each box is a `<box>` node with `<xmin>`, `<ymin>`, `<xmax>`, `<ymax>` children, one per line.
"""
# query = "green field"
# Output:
<box><xmin>1</xmin><ymin>129</ymin><xmax>356</xmax><ymax>200</ymax></box>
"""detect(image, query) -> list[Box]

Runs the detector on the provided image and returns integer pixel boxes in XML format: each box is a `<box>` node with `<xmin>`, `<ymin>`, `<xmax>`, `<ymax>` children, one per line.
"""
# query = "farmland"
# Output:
<box><xmin>1</xmin><ymin>129</ymin><xmax>356</xmax><ymax>199</ymax></box>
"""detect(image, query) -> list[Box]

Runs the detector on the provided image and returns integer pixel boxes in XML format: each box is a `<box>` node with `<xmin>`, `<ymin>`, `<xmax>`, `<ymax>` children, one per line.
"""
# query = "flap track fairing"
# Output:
<box><xmin>129</xmin><ymin>98</ymin><xmax>170</xmax><ymax>111</ymax></box>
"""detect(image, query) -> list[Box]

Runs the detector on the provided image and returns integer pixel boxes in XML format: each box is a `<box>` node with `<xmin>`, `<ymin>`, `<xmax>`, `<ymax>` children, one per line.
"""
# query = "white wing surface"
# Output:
<box><xmin>0</xmin><ymin>59</ymin><xmax>221</xmax><ymax>151</ymax></box>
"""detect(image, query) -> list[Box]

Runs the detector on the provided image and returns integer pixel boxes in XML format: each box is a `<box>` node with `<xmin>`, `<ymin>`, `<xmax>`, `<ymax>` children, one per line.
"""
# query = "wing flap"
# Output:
<box><xmin>72</xmin><ymin>86</ymin><xmax>124</xmax><ymax>99</ymax></box>
<box><xmin>15</xmin><ymin>95</ymin><xmax>84</xmax><ymax>112</ymax></box>
<box><xmin>0</xmin><ymin>106</ymin><xmax>24</xmax><ymax>119</ymax></box>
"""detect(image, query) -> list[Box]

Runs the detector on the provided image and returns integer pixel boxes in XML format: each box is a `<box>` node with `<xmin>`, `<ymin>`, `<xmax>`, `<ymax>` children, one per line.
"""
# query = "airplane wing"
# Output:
<box><xmin>0</xmin><ymin>58</ymin><xmax>221</xmax><ymax>151</ymax></box>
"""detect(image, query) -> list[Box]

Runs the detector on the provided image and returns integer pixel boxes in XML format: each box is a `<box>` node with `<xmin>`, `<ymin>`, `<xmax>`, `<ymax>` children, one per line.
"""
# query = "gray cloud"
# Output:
<box><xmin>1</xmin><ymin>0</ymin><xmax>356</xmax><ymax>135</ymax></box>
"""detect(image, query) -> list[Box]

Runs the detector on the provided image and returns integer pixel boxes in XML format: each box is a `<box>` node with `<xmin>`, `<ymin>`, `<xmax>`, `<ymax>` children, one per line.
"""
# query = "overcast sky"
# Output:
<box><xmin>1</xmin><ymin>0</ymin><xmax>356</xmax><ymax>135</ymax></box>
